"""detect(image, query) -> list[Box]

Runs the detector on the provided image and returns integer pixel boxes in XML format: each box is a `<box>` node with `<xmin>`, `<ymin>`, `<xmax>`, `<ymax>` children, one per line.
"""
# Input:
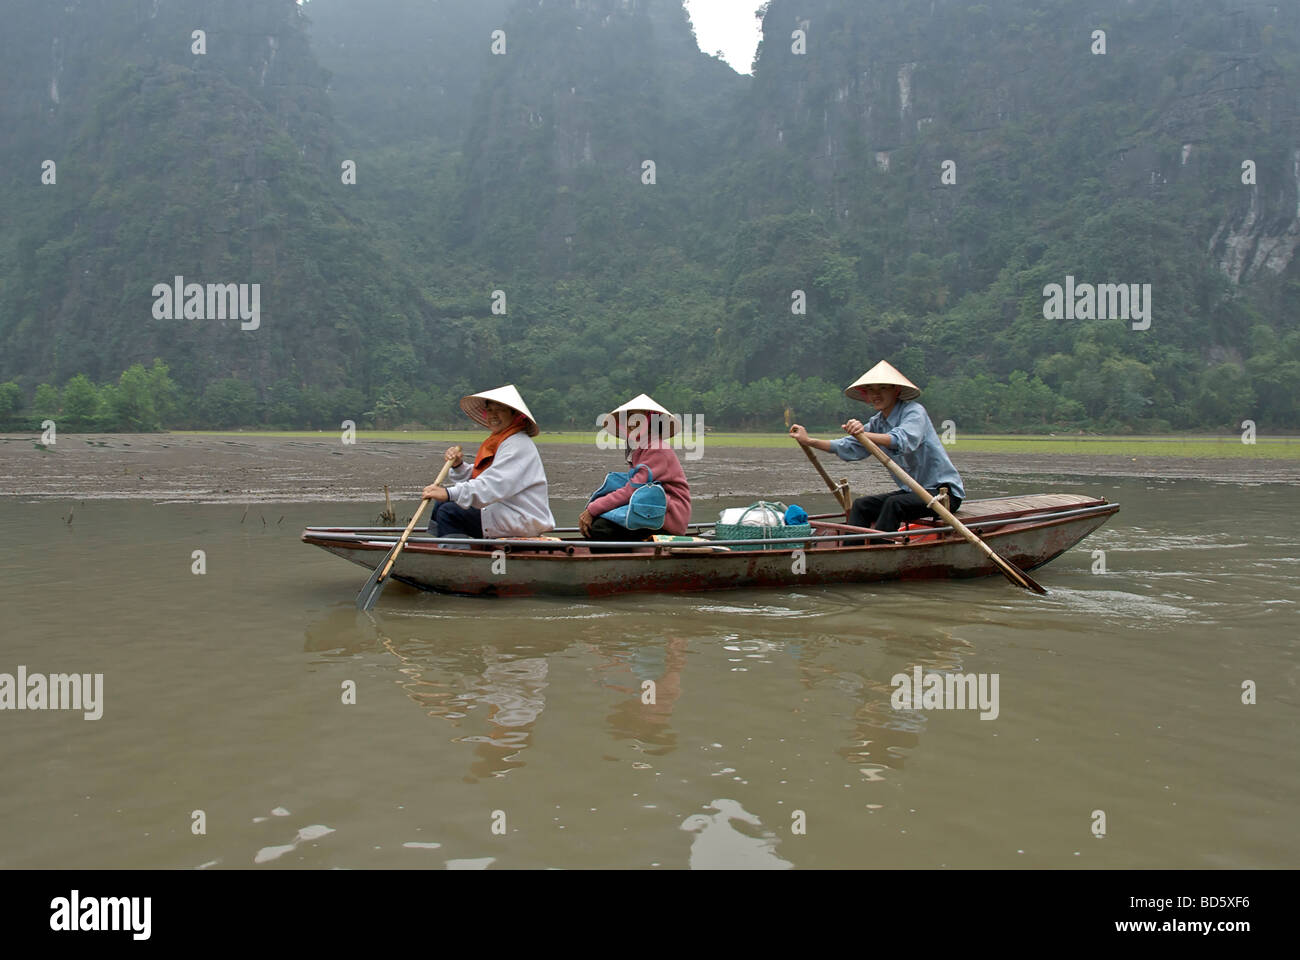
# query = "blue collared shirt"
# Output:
<box><xmin>828</xmin><ymin>399</ymin><xmax>965</xmax><ymax>500</ymax></box>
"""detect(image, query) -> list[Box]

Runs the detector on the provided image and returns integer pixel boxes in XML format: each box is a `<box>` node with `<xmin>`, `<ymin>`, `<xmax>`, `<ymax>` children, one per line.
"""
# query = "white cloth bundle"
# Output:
<box><xmin>718</xmin><ymin>504</ymin><xmax>785</xmax><ymax>527</ymax></box>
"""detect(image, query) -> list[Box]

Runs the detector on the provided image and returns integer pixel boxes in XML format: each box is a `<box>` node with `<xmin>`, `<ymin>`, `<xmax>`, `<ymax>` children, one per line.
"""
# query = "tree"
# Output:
<box><xmin>63</xmin><ymin>374</ymin><xmax>100</xmax><ymax>423</ymax></box>
<box><xmin>113</xmin><ymin>364</ymin><xmax>160</xmax><ymax>431</ymax></box>
<box><xmin>146</xmin><ymin>359</ymin><xmax>179</xmax><ymax>426</ymax></box>
<box><xmin>201</xmin><ymin>378</ymin><xmax>258</xmax><ymax>428</ymax></box>
<box><xmin>326</xmin><ymin>387</ymin><xmax>368</xmax><ymax>426</ymax></box>
<box><xmin>1097</xmin><ymin>357</ymin><xmax>1156</xmax><ymax>424</ymax></box>
<box><xmin>298</xmin><ymin>385</ymin><xmax>331</xmax><ymax>428</ymax></box>
<box><xmin>365</xmin><ymin>386</ymin><xmax>408</xmax><ymax>429</ymax></box>
<box><xmin>265</xmin><ymin>379</ymin><xmax>303</xmax><ymax>426</ymax></box>
<box><xmin>95</xmin><ymin>384</ymin><xmax>120</xmax><ymax>430</ymax></box>
<box><xmin>32</xmin><ymin>383</ymin><xmax>60</xmax><ymax>419</ymax></box>
<box><xmin>1193</xmin><ymin>364</ymin><xmax>1256</xmax><ymax>428</ymax></box>
<box><xmin>0</xmin><ymin>382</ymin><xmax>23</xmax><ymax>418</ymax></box>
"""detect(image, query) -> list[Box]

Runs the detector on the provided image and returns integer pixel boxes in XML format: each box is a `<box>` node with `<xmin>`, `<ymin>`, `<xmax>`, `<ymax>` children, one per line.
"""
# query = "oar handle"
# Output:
<box><xmin>431</xmin><ymin>458</ymin><xmax>455</xmax><ymax>488</ymax></box>
<box><xmin>377</xmin><ymin>459</ymin><xmax>453</xmax><ymax>582</ymax></box>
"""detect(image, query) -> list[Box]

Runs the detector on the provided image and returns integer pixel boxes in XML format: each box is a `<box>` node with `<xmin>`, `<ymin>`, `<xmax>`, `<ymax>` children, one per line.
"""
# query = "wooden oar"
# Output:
<box><xmin>797</xmin><ymin>440</ymin><xmax>851</xmax><ymax>513</ymax></box>
<box><xmin>848</xmin><ymin>428</ymin><xmax>1047</xmax><ymax>595</ymax></box>
<box><xmin>356</xmin><ymin>460</ymin><xmax>452</xmax><ymax>610</ymax></box>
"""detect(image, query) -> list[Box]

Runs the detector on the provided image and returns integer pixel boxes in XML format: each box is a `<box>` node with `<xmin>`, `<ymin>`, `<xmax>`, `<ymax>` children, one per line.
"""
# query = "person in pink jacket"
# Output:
<box><xmin>581</xmin><ymin>394</ymin><xmax>692</xmax><ymax>541</ymax></box>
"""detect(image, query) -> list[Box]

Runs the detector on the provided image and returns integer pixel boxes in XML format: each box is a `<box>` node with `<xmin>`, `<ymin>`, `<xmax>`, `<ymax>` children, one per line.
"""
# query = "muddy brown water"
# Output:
<box><xmin>0</xmin><ymin>436</ymin><xmax>1297</xmax><ymax>868</ymax></box>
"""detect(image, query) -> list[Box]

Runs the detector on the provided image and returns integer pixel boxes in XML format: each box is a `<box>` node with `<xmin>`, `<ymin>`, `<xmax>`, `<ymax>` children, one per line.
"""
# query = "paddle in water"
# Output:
<box><xmin>356</xmin><ymin>460</ymin><xmax>452</xmax><ymax>611</ymax></box>
<box><xmin>847</xmin><ymin>428</ymin><xmax>1048</xmax><ymax>595</ymax></box>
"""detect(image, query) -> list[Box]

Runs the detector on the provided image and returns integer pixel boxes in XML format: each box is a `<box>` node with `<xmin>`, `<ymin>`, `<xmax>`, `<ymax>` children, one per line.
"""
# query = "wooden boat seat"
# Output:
<box><xmin>809</xmin><ymin>519</ymin><xmax>898</xmax><ymax>547</ymax></box>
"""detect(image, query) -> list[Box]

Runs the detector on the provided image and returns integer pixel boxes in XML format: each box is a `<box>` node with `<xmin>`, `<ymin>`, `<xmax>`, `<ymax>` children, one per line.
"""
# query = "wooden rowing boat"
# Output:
<box><xmin>301</xmin><ymin>493</ymin><xmax>1118</xmax><ymax>597</ymax></box>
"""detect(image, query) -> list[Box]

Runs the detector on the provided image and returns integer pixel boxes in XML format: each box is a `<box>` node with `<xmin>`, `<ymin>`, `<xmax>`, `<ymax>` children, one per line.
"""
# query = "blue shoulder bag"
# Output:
<box><xmin>587</xmin><ymin>463</ymin><xmax>667</xmax><ymax>531</ymax></box>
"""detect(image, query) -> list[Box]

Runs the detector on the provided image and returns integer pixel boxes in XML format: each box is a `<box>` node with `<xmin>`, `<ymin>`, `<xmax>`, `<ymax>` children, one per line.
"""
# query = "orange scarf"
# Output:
<box><xmin>471</xmin><ymin>413</ymin><xmax>528</xmax><ymax>478</ymax></box>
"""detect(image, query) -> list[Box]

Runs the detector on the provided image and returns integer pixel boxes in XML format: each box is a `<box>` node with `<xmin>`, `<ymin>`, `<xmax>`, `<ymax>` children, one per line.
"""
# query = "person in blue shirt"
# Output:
<box><xmin>789</xmin><ymin>360</ymin><xmax>965</xmax><ymax>532</ymax></box>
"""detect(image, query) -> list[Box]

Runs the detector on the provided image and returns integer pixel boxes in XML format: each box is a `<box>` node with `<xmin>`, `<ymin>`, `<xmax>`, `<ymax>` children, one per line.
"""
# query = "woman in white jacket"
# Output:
<box><xmin>422</xmin><ymin>385</ymin><xmax>555</xmax><ymax>539</ymax></box>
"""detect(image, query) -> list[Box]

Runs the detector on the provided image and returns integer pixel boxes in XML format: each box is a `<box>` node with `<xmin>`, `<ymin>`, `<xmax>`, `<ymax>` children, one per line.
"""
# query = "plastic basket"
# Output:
<box><xmin>715</xmin><ymin>501</ymin><xmax>813</xmax><ymax>551</ymax></box>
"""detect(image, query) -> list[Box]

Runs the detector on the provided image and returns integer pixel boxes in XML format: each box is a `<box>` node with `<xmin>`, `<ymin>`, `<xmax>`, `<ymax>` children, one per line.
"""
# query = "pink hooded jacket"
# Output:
<box><xmin>588</xmin><ymin>441</ymin><xmax>691</xmax><ymax>535</ymax></box>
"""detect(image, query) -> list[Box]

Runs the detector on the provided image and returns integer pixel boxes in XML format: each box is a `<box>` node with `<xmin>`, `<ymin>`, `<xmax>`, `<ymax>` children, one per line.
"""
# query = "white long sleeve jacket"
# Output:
<box><xmin>445</xmin><ymin>432</ymin><xmax>555</xmax><ymax>537</ymax></box>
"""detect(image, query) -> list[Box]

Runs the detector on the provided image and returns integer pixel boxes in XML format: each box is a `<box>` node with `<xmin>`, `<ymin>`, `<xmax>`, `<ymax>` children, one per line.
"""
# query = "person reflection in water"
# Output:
<box><xmin>335</xmin><ymin>620</ymin><xmax>553</xmax><ymax>782</ymax></box>
<box><xmin>594</xmin><ymin>636</ymin><xmax>689</xmax><ymax>755</ymax></box>
<box><xmin>458</xmin><ymin>652</ymin><xmax>550</xmax><ymax>781</ymax></box>
<box><xmin>314</xmin><ymin>609</ymin><xmax>694</xmax><ymax>781</ymax></box>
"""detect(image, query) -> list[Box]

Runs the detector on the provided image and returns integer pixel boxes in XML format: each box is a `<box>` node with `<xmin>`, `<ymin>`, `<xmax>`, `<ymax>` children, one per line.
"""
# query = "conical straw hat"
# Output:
<box><xmin>601</xmin><ymin>392</ymin><xmax>679</xmax><ymax>438</ymax></box>
<box><xmin>844</xmin><ymin>361</ymin><xmax>921</xmax><ymax>403</ymax></box>
<box><xmin>460</xmin><ymin>384</ymin><xmax>540</xmax><ymax>436</ymax></box>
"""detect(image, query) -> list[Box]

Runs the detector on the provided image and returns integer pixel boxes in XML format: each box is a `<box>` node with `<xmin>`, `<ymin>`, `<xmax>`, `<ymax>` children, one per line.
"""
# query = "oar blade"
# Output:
<box><xmin>354</xmin><ymin>494</ymin><xmax>435</xmax><ymax>610</ymax></box>
<box><xmin>1018</xmin><ymin>568</ymin><xmax>1048</xmax><ymax>595</ymax></box>
<box><xmin>990</xmin><ymin>552</ymin><xmax>1048</xmax><ymax>594</ymax></box>
<box><xmin>354</xmin><ymin>555</ymin><xmax>392</xmax><ymax>611</ymax></box>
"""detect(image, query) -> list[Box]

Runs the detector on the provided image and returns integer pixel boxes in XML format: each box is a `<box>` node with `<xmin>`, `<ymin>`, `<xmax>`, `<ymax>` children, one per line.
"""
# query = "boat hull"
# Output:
<box><xmin>302</xmin><ymin>495</ymin><xmax>1119</xmax><ymax>597</ymax></box>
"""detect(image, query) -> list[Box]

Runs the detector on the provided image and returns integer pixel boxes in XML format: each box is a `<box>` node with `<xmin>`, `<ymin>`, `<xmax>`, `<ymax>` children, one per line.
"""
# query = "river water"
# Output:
<box><xmin>1</xmin><ymin>473</ymin><xmax>1296</xmax><ymax>869</ymax></box>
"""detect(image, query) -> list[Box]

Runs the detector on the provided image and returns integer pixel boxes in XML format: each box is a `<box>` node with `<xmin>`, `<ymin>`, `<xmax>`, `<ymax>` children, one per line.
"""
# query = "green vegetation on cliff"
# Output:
<box><xmin>0</xmin><ymin>0</ymin><xmax>1297</xmax><ymax>433</ymax></box>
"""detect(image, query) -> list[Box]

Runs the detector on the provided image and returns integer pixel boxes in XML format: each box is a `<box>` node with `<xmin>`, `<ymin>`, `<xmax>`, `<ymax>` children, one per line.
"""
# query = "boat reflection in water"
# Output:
<box><xmin>303</xmin><ymin>601</ymin><xmax>975</xmax><ymax>787</ymax></box>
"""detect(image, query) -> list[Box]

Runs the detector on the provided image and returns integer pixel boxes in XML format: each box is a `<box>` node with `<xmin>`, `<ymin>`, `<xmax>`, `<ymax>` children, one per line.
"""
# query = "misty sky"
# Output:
<box><xmin>297</xmin><ymin>0</ymin><xmax>765</xmax><ymax>75</ymax></box>
<box><xmin>684</xmin><ymin>0</ymin><xmax>764</xmax><ymax>74</ymax></box>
